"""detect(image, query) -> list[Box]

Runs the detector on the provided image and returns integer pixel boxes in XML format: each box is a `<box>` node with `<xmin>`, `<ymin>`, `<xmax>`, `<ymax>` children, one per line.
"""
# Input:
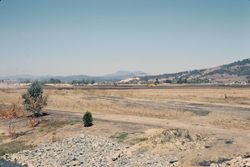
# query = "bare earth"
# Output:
<box><xmin>0</xmin><ymin>85</ymin><xmax>250</xmax><ymax>166</ymax></box>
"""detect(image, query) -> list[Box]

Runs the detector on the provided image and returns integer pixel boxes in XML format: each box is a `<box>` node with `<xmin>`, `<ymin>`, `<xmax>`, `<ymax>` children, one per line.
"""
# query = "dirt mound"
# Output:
<box><xmin>152</xmin><ymin>128</ymin><xmax>210</xmax><ymax>151</ymax></box>
<box><xmin>128</xmin><ymin>128</ymin><xmax>212</xmax><ymax>152</ymax></box>
<box><xmin>158</xmin><ymin>128</ymin><xmax>192</xmax><ymax>142</ymax></box>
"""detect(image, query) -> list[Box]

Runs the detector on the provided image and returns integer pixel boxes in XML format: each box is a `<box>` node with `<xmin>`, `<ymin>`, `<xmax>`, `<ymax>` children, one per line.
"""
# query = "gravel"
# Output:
<box><xmin>2</xmin><ymin>135</ymin><xmax>179</xmax><ymax>167</ymax></box>
<box><xmin>210</xmin><ymin>155</ymin><xmax>250</xmax><ymax>167</ymax></box>
<box><xmin>2</xmin><ymin>133</ymin><xmax>249</xmax><ymax>167</ymax></box>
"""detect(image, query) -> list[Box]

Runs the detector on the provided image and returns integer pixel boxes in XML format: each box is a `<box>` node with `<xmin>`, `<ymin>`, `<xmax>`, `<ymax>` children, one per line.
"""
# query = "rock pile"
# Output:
<box><xmin>210</xmin><ymin>154</ymin><xmax>250</xmax><ymax>167</ymax></box>
<box><xmin>147</xmin><ymin>128</ymin><xmax>212</xmax><ymax>151</ymax></box>
<box><xmin>2</xmin><ymin>135</ymin><xmax>179</xmax><ymax>167</ymax></box>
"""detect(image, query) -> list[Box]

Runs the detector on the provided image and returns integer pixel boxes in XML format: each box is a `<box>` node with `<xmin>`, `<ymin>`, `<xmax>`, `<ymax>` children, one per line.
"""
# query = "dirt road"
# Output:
<box><xmin>46</xmin><ymin>109</ymin><xmax>250</xmax><ymax>139</ymax></box>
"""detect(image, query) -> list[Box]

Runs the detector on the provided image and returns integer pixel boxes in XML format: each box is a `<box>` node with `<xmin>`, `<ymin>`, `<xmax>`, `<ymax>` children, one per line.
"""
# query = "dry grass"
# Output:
<box><xmin>110</xmin><ymin>132</ymin><xmax>129</xmax><ymax>143</ymax></box>
<box><xmin>38</xmin><ymin>119</ymin><xmax>80</xmax><ymax>133</ymax></box>
<box><xmin>47</xmin><ymin>88</ymin><xmax>250</xmax><ymax>118</ymax></box>
<box><xmin>1</xmin><ymin>86</ymin><xmax>250</xmax><ymax>167</ymax></box>
<box><xmin>0</xmin><ymin>86</ymin><xmax>250</xmax><ymax>127</ymax></box>
<box><xmin>0</xmin><ymin>104</ymin><xmax>24</xmax><ymax>119</ymax></box>
<box><xmin>0</xmin><ymin>141</ymin><xmax>35</xmax><ymax>156</ymax></box>
<box><xmin>1</xmin><ymin>87</ymin><xmax>250</xmax><ymax>109</ymax></box>
<box><xmin>211</xmin><ymin>118</ymin><xmax>250</xmax><ymax>130</ymax></box>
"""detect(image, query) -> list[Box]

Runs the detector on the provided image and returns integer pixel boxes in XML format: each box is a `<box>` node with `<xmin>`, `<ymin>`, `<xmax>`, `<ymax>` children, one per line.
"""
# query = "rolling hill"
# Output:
<box><xmin>140</xmin><ymin>58</ymin><xmax>250</xmax><ymax>84</ymax></box>
<box><xmin>1</xmin><ymin>59</ymin><xmax>249</xmax><ymax>84</ymax></box>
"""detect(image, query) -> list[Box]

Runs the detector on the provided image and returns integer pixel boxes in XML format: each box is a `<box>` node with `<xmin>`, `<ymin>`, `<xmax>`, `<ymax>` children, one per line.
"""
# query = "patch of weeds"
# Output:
<box><xmin>110</xmin><ymin>132</ymin><xmax>129</xmax><ymax>142</ymax></box>
<box><xmin>39</xmin><ymin>120</ymin><xmax>80</xmax><ymax>133</ymax></box>
<box><xmin>0</xmin><ymin>133</ymin><xmax>5</xmax><ymax>143</ymax></box>
<box><xmin>138</xmin><ymin>137</ymin><xmax>148</xmax><ymax>142</ymax></box>
<box><xmin>190</xmin><ymin>110</ymin><xmax>210</xmax><ymax>116</ymax></box>
<box><xmin>51</xmin><ymin>135</ymin><xmax>58</xmax><ymax>143</ymax></box>
<box><xmin>197</xmin><ymin>157</ymin><xmax>231</xmax><ymax>166</ymax></box>
<box><xmin>0</xmin><ymin>141</ymin><xmax>35</xmax><ymax>156</ymax></box>
<box><xmin>69</xmin><ymin>120</ymin><xmax>80</xmax><ymax>125</ymax></box>
<box><xmin>136</xmin><ymin>147</ymin><xmax>149</xmax><ymax>153</ymax></box>
<box><xmin>131</xmin><ymin>137</ymin><xmax>148</xmax><ymax>144</ymax></box>
<box><xmin>225</xmin><ymin>138</ymin><xmax>234</xmax><ymax>145</ymax></box>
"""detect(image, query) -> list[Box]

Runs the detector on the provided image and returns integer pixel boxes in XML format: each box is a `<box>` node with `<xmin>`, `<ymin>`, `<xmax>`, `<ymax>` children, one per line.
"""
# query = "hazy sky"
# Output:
<box><xmin>0</xmin><ymin>0</ymin><xmax>249</xmax><ymax>76</ymax></box>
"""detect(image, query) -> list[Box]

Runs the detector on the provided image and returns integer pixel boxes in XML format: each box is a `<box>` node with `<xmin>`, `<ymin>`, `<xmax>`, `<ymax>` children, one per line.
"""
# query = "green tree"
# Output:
<box><xmin>155</xmin><ymin>78</ymin><xmax>160</xmax><ymax>85</ymax></box>
<box><xmin>176</xmin><ymin>78</ymin><xmax>187</xmax><ymax>84</ymax></box>
<box><xmin>83</xmin><ymin>112</ymin><xmax>93</xmax><ymax>127</ymax></box>
<box><xmin>49</xmin><ymin>78</ymin><xmax>61</xmax><ymax>84</ymax></box>
<box><xmin>72</xmin><ymin>80</ymin><xmax>78</xmax><ymax>85</ymax></box>
<box><xmin>22</xmin><ymin>81</ymin><xmax>47</xmax><ymax>117</ymax></box>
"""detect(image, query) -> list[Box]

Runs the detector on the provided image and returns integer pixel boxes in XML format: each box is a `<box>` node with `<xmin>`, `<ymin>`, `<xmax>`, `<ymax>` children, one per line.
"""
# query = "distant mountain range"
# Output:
<box><xmin>0</xmin><ymin>71</ymin><xmax>147</xmax><ymax>83</ymax></box>
<box><xmin>140</xmin><ymin>58</ymin><xmax>250</xmax><ymax>84</ymax></box>
<box><xmin>1</xmin><ymin>59</ymin><xmax>250</xmax><ymax>84</ymax></box>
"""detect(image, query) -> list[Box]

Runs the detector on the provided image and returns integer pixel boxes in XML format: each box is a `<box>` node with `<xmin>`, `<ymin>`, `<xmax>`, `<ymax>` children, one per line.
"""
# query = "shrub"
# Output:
<box><xmin>0</xmin><ymin>104</ymin><xmax>24</xmax><ymax>139</ymax></box>
<box><xmin>154</xmin><ymin>78</ymin><xmax>160</xmax><ymax>85</ymax></box>
<box><xmin>0</xmin><ymin>104</ymin><xmax>24</xmax><ymax>119</ymax></box>
<box><xmin>22</xmin><ymin>81</ymin><xmax>47</xmax><ymax>117</ymax></box>
<box><xmin>83</xmin><ymin>112</ymin><xmax>93</xmax><ymax>127</ymax></box>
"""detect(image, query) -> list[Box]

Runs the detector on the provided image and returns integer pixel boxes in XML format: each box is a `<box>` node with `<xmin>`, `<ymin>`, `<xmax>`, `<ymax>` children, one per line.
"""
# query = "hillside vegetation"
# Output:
<box><xmin>140</xmin><ymin>58</ymin><xmax>250</xmax><ymax>84</ymax></box>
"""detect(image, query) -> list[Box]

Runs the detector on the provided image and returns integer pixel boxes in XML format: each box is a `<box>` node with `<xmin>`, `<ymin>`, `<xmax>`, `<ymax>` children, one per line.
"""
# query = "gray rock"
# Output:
<box><xmin>1</xmin><ymin>134</ymin><xmax>179</xmax><ymax>167</ymax></box>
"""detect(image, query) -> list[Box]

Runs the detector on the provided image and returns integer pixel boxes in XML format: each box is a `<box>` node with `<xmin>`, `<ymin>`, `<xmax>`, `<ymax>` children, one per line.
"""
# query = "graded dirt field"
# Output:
<box><xmin>0</xmin><ymin>85</ymin><xmax>250</xmax><ymax>166</ymax></box>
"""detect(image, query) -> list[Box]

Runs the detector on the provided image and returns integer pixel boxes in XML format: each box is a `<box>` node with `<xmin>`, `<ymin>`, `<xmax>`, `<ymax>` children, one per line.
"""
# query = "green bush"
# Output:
<box><xmin>83</xmin><ymin>112</ymin><xmax>93</xmax><ymax>127</ymax></box>
<box><xmin>22</xmin><ymin>81</ymin><xmax>47</xmax><ymax>117</ymax></box>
